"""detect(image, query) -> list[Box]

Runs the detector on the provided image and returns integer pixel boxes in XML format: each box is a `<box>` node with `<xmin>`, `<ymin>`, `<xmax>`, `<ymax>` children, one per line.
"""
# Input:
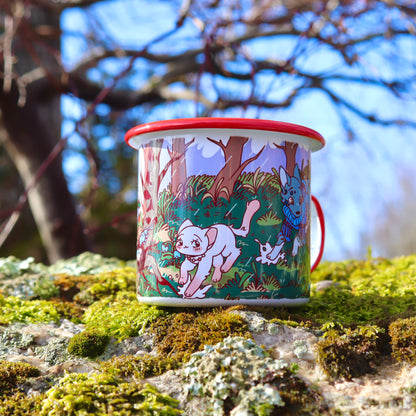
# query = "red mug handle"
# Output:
<box><xmin>311</xmin><ymin>195</ymin><xmax>325</xmax><ymax>272</ymax></box>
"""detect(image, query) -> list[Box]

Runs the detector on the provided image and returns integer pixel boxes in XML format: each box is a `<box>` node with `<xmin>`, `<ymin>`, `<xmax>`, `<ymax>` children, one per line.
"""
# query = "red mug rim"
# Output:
<box><xmin>125</xmin><ymin>117</ymin><xmax>325</xmax><ymax>150</ymax></box>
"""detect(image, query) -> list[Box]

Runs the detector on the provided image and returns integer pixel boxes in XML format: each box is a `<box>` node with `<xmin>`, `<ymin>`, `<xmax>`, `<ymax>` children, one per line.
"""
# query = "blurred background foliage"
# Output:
<box><xmin>0</xmin><ymin>0</ymin><xmax>415</xmax><ymax>263</ymax></box>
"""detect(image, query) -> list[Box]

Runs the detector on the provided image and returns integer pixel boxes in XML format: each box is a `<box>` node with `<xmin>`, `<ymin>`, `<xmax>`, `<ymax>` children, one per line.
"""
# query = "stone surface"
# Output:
<box><xmin>2</xmin><ymin>253</ymin><xmax>416</xmax><ymax>415</ymax></box>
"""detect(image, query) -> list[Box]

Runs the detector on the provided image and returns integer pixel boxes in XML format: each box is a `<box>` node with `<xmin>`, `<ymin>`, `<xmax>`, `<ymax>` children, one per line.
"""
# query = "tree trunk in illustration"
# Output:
<box><xmin>205</xmin><ymin>136</ymin><xmax>265</xmax><ymax>202</ymax></box>
<box><xmin>172</xmin><ymin>138</ymin><xmax>188</xmax><ymax>196</ymax></box>
<box><xmin>274</xmin><ymin>142</ymin><xmax>298</xmax><ymax>176</ymax></box>
<box><xmin>137</xmin><ymin>140</ymin><xmax>162</xmax><ymax>272</ymax></box>
<box><xmin>0</xmin><ymin>5</ymin><xmax>90</xmax><ymax>263</ymax></box>
<box><xmin>169</xmin><ymin>138</ymin><xmax>188</xmax><ymax>198</ymax></box>
<box><xmin>137</xmin><ymin>139</ymin><xmax>178</xmax><ymax>294</ymax></box>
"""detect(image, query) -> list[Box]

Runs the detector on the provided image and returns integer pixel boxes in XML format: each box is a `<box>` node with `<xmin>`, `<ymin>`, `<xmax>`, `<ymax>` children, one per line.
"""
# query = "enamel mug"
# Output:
<box><xmin>125</xmin><ymin>118</ymin><xmax>325</xmax><ymax>307</ymax></box>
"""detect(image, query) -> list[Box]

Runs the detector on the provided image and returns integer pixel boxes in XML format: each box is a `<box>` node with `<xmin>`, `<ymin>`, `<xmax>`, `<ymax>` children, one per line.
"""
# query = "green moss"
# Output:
<box><xmin>53</xmin><ymin>274</ymin><xmax>92</xmax><ymax>302</ymax></box>
<box><xmin>312</xmin><ymin>253</ymin><xmax>416</xmax><ymax>290</ymax></box>
<box><xmin>39</xmin><ymin>373</ymin><xmax>182</xmax><ymax>416</ymax></box>
<box><xmin>0</xmin><ymin>361</ymin><xmax>41</xmax><ymax>395</ymax></box>
<box><xmin>277</xmin><ymin>371</ymin><xmax>333</xmax><ymax>416</ymax></box>
<box><xmin>150</xmin><ymin>307</ymin><xmax>250</xmax><ymax>362</ymax></box>
<box><xmin>67</xmin><ymin>330</ymin><xmax>110</xmax><ymax>358</ymax></box>
<box><xmin>302</xmin><ymin>286</ymin><xmax>404</xmax><ymax>327</ymax></box>
<box><xmin>3</xmin><ymin>252</ymin><xmax>416</xmax><ymax>415</ymax></box>
<box><xmin>389</xmin><ymin>317</ymin><xmax>416</xmax><ymax>364</ymax></box>
<box><xmin>316</xmin><ymin>325</ymin><xmax>384</xmax><ymax>379</ymax></box>
<box><xmin>83</xmin><ymin>291</ymin><xmax>167</xmax><ymax>340</ymax></box>
<box><xmin>101</xmin><ymin>354</ymin><xmax>180</xmax><ymax>379</ymax></box>
<box><xmin>263</xmin><ymin>254</ymin><xmax>416</xmax><ymax>329</ymax></box>
<box><xmin>0</xmin><ymin>392</ymin><xmax>43</xmax><ymax>416</ymax></box>
<box><xmin>53</xmin><ymin>267</ymin><xmax>136</xmax><ymax>305</ymax></box>
<box><xmin>83</xmin><ymin>267</ymin><xmax>136</xmax><ymax>299</ymax></box>
<box><xmin>48</xmin><ymin>299</ymin><xmax>85</xmax><ymax>323</ymax></box>
<box><xmin>0</xmin><ymin>295</ymin><xmax>60</xmax><ymax>324</ymax></box>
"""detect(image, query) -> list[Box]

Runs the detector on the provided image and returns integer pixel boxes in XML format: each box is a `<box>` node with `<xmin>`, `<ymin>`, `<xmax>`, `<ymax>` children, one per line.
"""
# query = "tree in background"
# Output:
<box><xmin>0</xmin><ymin>0</ymin><xmax>415</xmax><ymax>262</ymax></box>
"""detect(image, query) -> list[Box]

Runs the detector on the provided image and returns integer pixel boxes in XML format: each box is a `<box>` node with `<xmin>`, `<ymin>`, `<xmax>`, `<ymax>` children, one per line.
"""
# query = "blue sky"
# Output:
<box><xmin>59</xmin><ymin>1</ymin><xmax>416</xmax><ymax>261</ymax></box>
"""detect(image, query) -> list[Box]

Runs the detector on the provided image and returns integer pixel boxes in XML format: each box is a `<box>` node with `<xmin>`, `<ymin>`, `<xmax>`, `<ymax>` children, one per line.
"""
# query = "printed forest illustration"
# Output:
<box><xmin>136</xmin><ymin>134</ymin><xmax>311</xmax><ymax>301</ymax></box>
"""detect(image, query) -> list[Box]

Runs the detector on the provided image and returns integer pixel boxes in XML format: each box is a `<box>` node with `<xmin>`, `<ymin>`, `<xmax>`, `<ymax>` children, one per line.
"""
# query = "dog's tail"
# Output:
<box><xmin>231</xmin><ymin>200</ymin><xmax>260</xmax><ymax>237</ymax></box>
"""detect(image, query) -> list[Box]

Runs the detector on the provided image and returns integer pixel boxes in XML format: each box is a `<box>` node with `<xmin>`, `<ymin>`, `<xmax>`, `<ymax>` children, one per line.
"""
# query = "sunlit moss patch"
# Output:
<box><xmin>0</xmin><ymin>392</ymin><xmax>43</xmax><ymax>416</ymax></box>
<box><xmin>67</xmin><ymin>330</ymin><xmax>110</xmax><ymax>358</ymax></box>
<box><xmin>53</xmin><ymin>267</ymin><xmax>136</xmax><ymax>305</ymax></box>
<box><xmin>270</xmin><ymin>254</ymin><xmax>416</xmax><ymax>328</ymax></box>
<box><xmin>0</xmin><ymin>295</ymin><xmax>60</xmax><ymax>324</ymax></box>
<box><xmin>389</xmin><ymin>317</ymin><xmax>416</xmax><ymax>364</ymax></box>
<box><xmin>150</xmin><ymin>307</ymin><xmax>250</xmax><ymax>363</ymax></box>
<box><xmin>48</xmin><ymin>299</ymin><xmax>85</xmax><ymax>323</ymax></box>
<box><xmin>101</xmin><ymin>354</ymin><xmax>180</xmax><ymax>380</ymax></box>
<box><xmin>83</xmin><ymin>291</ymin><xmax>167</xmax><ymax>340</ymax></box>
<box><xmin>39</xmin><ymin>373</ymin><xmax>182</xmax><ymax>416</ymax></box>
<box><xmin>0</xmin><ymin>361</ymin><xmax>41</xmax><ymax>395</ymax></box>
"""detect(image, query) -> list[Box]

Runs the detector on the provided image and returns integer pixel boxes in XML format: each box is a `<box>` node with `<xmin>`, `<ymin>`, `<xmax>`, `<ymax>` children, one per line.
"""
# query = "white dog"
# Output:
<box><xmin>175</xmin><ymin>200</ymin><xmax>260</xmax><ymax>298</ymax></box>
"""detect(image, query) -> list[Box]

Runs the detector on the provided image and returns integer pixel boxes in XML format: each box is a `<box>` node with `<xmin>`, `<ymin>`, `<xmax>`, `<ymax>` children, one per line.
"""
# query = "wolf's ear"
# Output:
<box><xmin>206</xmin><ymin>227</ymin><xmax>218</xmax><ymax>248</ymax></box>
<box><xmin>293</xmin><ymin>164</ymin><xmax>301</xmax><ymax>181</ymax></box>
<box><xmin>279</xmin><ymin>166</ymin><xmax>289</xmax><ymax>187</ymax></box>
<box><xmin>178</xmin><ymin>219</ymin><xmax>193</xmax><ymax>234</ymax></box>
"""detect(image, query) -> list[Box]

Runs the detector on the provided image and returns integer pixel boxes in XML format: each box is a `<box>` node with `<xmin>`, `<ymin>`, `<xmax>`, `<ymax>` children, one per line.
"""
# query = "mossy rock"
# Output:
<box><xmin>183</xmin><ymin>336</ymin><xmax>333</xmax><ymax>416</ymax></box>
<box><xmin>38</xmin><ymin>373</ymin><xmax>181</xmax><ymax>416</ymax></box>
<box><xmin>53</xmin><ymin>267</ymin><xmax>136</xmax><ymax>305</ymax></box>
<box><xmin>389</xmin><ymin>317</ymin><xmax>416</xmax><ymax>364</ymax></box>
<box><xmin>2</xmin><ymin>252</ymin><xmax>416</xmax><ymax>415</ymax></box>
<box><xmin>83</xmin><ymin>291</ymin><xmax>166</xmax><ymax>340</ymax></box>
<box><xmin>67</xmin><ymin>330</ymin><xmax>110</xmax><ymax>358</ymax></box>
<box><xmin>0</xmin><ymin>295</ymin><xmax>60</xmax><ymax>325</ymax></box>
<box><xmin>150</xmin><ymin>307</ymin><xmax>250</xmax><ymax>362</ymax></box>
<box><xmin>0</xmin><ymin>361</ymin><xmax>41</xmax><ymax>395</ymax></box>
<box><xmin>101</xmin><ymin>354</ymin><xmax>180</xmax><ymax>379</ymax></box>
<box><xmin>265</xmin><ymin>254</ymin><xmax>416</xmax><ymax>329</ymax></box>
<box><xmin>315</xmin><ymin>325</ymin><xmax>384</xmax><ymax>379</ymax></box>
<box><xmin>0</xmin><ymin>392</ymin><xmax>43</xmax><ymax>416</ymax></box>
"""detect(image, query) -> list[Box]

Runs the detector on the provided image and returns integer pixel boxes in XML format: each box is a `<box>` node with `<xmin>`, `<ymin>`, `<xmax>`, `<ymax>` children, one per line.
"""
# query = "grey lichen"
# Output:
<box><xmin>182</xmin><ymin>336</ymin><xmax>286</xmax><ymax>415</ymax></box>
<box><xmin>48</xmin><ymin>252</ymin><xmax>135</xmax><ymax>276</ymax></box>
<box><xmin>0</xmin><ymin>256</ymin><xmax>46</xmax><ymax>278</ymax></box>
<box><xmin>231</xmin><ymin>310</ymin><xmax>280</xmax><ymax>335</ymax></box>
<box><xmin>35</xmin><ymin>338</ymin><xmax>73</xmax><ymax>366</ymax></box>
<box><xmin>0</xmin><ymin>253</ymin><xmax>135</xmax><ymax>300</ymax></box>
<box><xmin>0</xmin><ymin>327</ymin><xmax>35</xmax><ymax>358</ymax></box>
<box><xmin>293</xmin><ymin>339</ymin><xmax>309</xmax><ymax>359</ymax></box>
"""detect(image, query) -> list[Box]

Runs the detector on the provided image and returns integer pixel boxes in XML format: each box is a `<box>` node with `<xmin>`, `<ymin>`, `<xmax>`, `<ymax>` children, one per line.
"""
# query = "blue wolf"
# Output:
<box><xmin>267</xmin><ymin>164</ymin><xmax>308</xmax><ymax>260</ymax></box>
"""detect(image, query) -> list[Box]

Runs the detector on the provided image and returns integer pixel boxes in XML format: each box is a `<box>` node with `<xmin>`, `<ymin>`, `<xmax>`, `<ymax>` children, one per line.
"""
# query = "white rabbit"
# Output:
<box><xmin>255</xmin><ymin>239</ymin><xmax>285</xmax><ymax>265</ymax></box>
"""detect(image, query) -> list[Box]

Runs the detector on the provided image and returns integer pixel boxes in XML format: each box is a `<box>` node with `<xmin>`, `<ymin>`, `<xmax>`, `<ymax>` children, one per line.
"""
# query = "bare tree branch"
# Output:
<box><xmin>1</xmin><ymin>0</ymin><xmax>415</xmax><ymax>260</ymax></box>
<box><xmin>32</xmin><ymin>0</ymin><xmax>105</xmax><ymax>11</ymax></box>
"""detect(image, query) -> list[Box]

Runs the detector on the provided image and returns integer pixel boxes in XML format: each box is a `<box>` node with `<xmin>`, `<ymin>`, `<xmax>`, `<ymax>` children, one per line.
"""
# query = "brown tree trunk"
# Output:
<box><xmin>0</xmin><ymin>5</ymin><xmax>90</xmax><ymax>262</ymax></box>
<box><xmin>206</xmin><ymin>136</ymin><xmax>265</xmax><ymax>202</ymax></box>
<box><xmin>169</xmin><ymin>138</ymin><xmax>188</xmax><ymax>197</ymax></box>
<box><xmin>274</xmin><ymin>142</ymin><xmax>298</xmax><ymax>176</ymax></box>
